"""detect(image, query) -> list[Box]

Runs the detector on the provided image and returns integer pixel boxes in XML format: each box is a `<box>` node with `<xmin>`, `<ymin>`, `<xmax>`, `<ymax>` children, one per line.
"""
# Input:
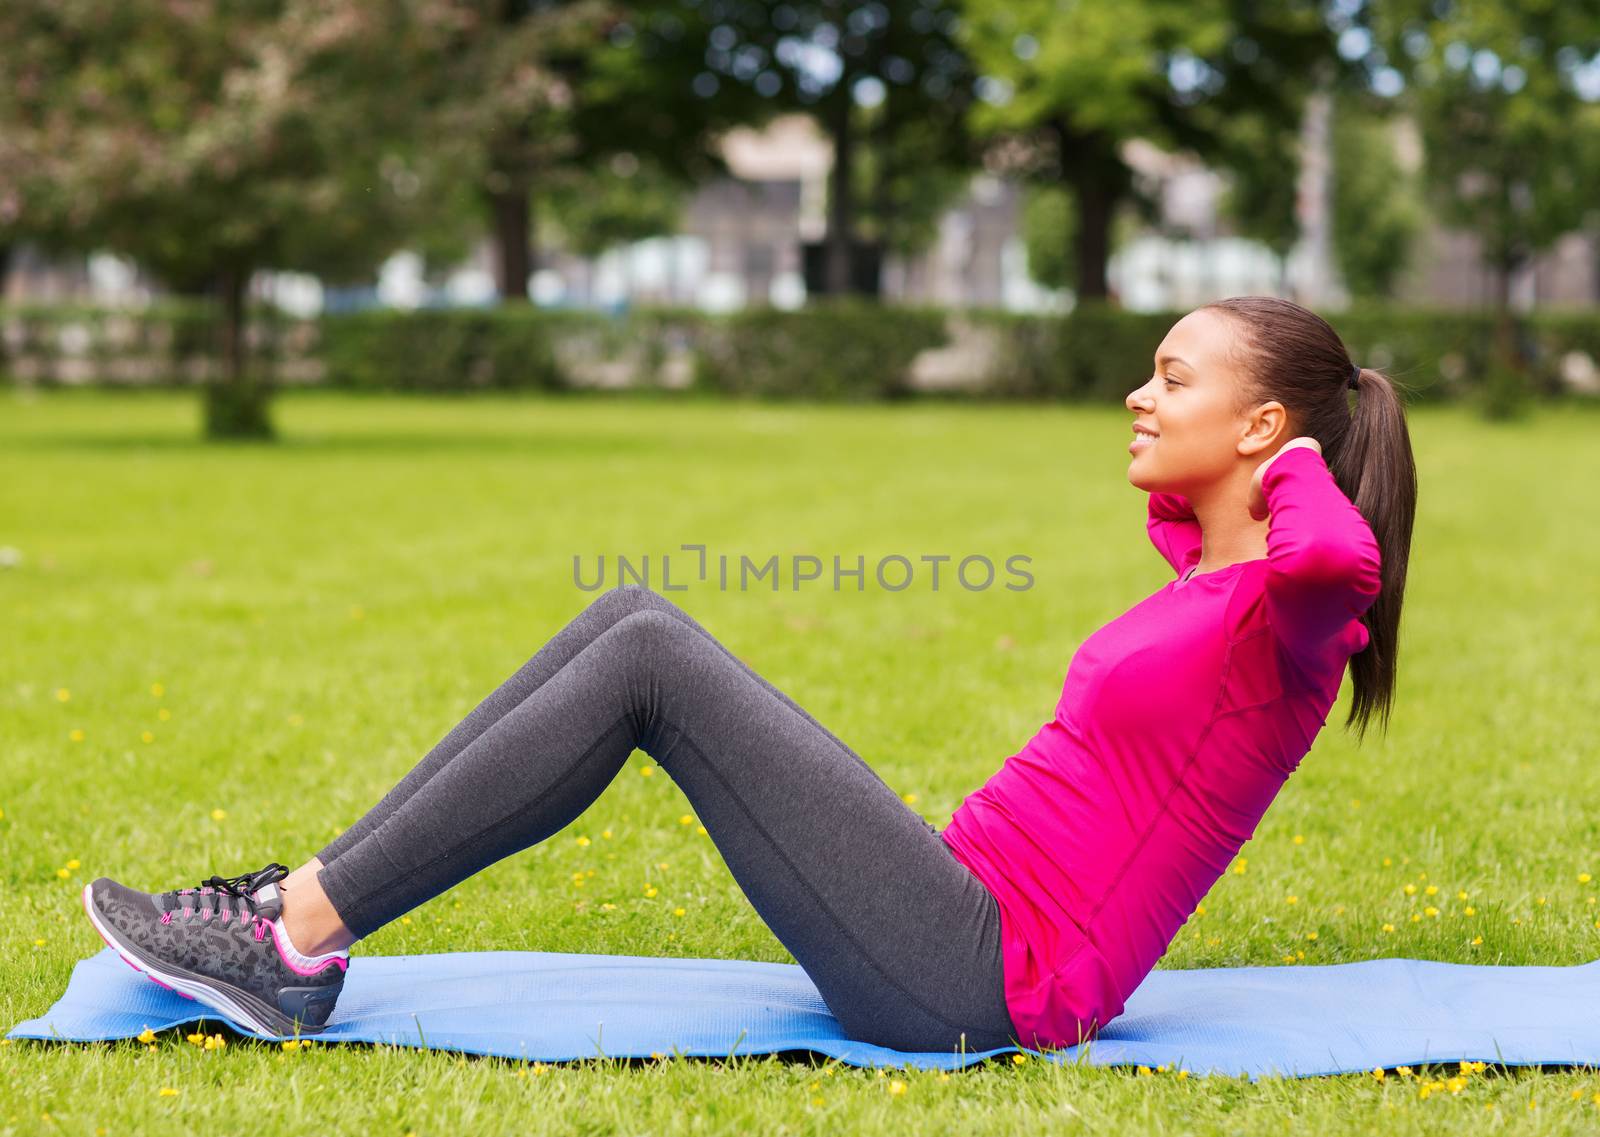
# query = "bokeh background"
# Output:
<box><xmin>4</xmin><ymin>2</ymin><xmax>1600</xmax><ymax>1134</ymax></box>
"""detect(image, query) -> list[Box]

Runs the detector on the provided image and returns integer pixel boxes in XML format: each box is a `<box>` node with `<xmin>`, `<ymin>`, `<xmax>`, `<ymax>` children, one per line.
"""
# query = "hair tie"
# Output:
<box><xmin>1348</xmin><ymin>363</ymin><xmax>1361</xmax><ymax>391</ymax></box>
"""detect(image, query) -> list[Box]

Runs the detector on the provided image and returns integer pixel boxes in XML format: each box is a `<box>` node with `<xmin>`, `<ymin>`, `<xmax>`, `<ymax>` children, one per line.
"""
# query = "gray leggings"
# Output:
<box><xmin>314</xmin><ymin>585</ymin><xmax>1019</xmax><ymax>1053</ymax></box>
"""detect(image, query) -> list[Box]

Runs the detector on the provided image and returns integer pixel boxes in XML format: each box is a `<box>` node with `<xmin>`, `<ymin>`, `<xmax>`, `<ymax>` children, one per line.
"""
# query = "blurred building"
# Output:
<box><xmin>4</xmin><ymin>112</ymin><xmax>1597</xmax><ymax>312</ymax></box>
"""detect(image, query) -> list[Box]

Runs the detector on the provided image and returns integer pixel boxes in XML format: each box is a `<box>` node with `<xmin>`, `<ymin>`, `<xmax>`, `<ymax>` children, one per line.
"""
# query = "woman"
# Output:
<box><xmin>82</xmin><ymin>296</ymin><xmax>1415</xmax><ymax>1054</ymax></box>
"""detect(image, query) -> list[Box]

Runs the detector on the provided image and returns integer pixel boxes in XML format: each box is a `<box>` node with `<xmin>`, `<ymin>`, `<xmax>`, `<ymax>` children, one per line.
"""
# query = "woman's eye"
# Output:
<box><xmin>1163</xmin><ymin>378</ymin><xmax>1179</xmax><ymax>388</ymax></box>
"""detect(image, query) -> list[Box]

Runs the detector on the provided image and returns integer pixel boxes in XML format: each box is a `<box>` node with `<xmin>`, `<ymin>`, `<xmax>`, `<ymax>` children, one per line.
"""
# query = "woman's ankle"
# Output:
<box><xmin>280</xmin><ymin>856</ymin><xmax>358</xmax><ymax>956</ymax></box>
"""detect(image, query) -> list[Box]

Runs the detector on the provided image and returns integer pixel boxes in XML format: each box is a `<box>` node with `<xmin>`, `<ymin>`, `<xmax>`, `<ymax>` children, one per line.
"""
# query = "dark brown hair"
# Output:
<box><xmin>1200</xmin><ymin>295</ymin><xmax>1416</xmax><ymax>742</ymax></box>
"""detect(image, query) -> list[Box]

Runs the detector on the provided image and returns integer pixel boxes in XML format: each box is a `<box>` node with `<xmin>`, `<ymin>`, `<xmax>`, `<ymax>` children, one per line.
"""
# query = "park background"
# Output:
<box><xmin>4</xmin><ymin>0</ymin><xmax>1600</xmax><ymax>1134</ymax></box>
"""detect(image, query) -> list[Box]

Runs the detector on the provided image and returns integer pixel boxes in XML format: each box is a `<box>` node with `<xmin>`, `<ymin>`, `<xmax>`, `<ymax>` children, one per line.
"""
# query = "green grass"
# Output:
<box><xmin>3</xmin><ymin>388</ymin><xmax>1600</xmax><ymax>1134</ymax></box>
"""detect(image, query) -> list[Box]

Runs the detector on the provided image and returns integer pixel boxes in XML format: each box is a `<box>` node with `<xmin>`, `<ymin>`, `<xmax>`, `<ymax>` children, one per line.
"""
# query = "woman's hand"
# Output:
<box><xmin>1248</xmin><ymin>437</ymin><xmax>1322</xmax><ymax>521</ymax></box>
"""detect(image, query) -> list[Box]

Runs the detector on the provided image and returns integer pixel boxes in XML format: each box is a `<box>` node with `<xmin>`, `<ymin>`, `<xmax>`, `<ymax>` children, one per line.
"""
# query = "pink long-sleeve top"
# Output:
<box><xmin>940</xmin><ymin>445</ymin><xmax>1383</xmax><ymax>1051</ymax></box>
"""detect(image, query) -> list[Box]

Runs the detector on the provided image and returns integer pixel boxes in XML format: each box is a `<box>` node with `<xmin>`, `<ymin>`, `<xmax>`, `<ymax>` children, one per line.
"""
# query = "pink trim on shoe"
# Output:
<box><xmin>264</xmin><ymin>918</ymin><xmax>349</xmax><ymax>976</ymax></box>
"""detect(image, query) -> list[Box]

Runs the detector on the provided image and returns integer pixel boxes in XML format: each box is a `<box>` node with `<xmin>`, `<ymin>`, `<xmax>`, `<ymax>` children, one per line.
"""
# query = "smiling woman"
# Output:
<box><xmin>936</xmin><ymin>295</ymin><xmax>1418</xmax><ymax>1053</ymax></box>
<box><xmin>76</xmin><ymin>298</ymin><xmax>1421</xmax><ymax>1066</ymax></box>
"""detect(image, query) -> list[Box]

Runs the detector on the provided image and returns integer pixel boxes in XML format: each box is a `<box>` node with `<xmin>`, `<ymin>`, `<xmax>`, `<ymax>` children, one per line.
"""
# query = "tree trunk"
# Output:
<box><xmin>1057</xmin><ymin>122</ymin><xmax>1121</xmax><ymax>303</ymax></box>
<box><xmin>823</xmin><ymin>88</ymin><xmax>857</xmax><ymax>296</ymax></box>
<box><xmin>491</xmin><ymin>185</ymin><xmax>533</xmax><ymax>302</ymax></box>
<box><xmin>204</xmin><ymin>265</ymin><xmax>274</xmax><ymax>441</ymax></box>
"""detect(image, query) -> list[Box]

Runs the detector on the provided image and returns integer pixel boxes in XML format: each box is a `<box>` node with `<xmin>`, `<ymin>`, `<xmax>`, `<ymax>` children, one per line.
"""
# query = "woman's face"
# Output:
<box><xmin>1124</xmin><ymin>308</ymin><xmax>1272</xmax><ymax>496</ymax></box>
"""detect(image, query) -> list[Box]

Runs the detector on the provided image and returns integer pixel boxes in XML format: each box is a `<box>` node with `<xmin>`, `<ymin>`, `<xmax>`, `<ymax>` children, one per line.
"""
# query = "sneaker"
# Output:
<box><xmin>81</xmin><ymin>861</ymin><xmax>348</xmax><ymax>1036</ymax></box>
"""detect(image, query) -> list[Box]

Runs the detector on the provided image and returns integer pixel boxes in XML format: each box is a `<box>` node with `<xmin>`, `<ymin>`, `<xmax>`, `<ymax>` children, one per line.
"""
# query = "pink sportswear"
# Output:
<box><xmin>940</xmin><ymin>445</ymin><xmax>1383</xmax><ymax>1051</ymax></box>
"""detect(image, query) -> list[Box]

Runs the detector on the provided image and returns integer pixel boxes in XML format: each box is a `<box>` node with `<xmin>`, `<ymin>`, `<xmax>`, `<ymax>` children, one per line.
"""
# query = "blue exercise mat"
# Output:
<box><xmin>10</xmin><ymin>946</ymin><xmax>1600</xmax><ymax>1078</ymax></box>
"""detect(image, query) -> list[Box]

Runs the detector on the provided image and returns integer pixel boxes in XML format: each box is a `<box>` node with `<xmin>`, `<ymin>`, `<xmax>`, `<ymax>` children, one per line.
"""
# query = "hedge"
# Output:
<box><xmin>2</xmin><ymin>299</ymin><xmax>1596</xmax><ymax>403</ymax></box>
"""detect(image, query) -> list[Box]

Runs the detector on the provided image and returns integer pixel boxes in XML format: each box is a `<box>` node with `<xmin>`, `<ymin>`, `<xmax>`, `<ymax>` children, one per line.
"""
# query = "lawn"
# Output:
<box><xmin>3</xmin><ymin>387</ymin><xmax>1600</xmax><ymax>1135</ymax></box>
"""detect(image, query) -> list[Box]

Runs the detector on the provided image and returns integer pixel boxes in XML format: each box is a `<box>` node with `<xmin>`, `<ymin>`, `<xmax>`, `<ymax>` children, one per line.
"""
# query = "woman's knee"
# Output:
<box><xmin>587</xmin><ymin>584</ymin><xmax>681</xmax><ymax>623</ymax></box>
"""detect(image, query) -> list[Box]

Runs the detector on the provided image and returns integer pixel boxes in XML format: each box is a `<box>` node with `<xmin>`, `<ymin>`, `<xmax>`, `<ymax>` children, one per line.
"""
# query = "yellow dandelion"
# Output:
<box><xmin>185</xmin><ymin>1032</ymin><xmax>205</xmax><ymax>1046</ymax></box>
<box><xmin>1292</xmin><ymin>834</ymin><xmax>1305</xmax><ymax>845</ymax></box>
<box><xmin>1371</xmin><ymin>1067</ymin><xmax>1386</xmax><ymax>1080</ymax></box>
<box><xmin>158</xmin><ymin>1087</ymin><xmax>179</xmax><ymax>1097</ymax></box>
<box><xmin>657</xmin><ymin>861</ymin><xmax>669</xmax><ymax>871</ymax></box>
<box><xmin>640</xmin><ymin>766</ymin><xmax>655</xmax><ymax>777</ymax></box>
<box><xmin>1397</xmin><ymin>1066</ymin><xmax>1414</xmax><ymax>1077</ymax></box>
<box><xmin>33</xmin><ymin>938</ymin><xmax>45</xmax><ymax>946</ymax></box>
<box><xmin>1472</xmin><ymin>1061</ymin><xmax>1486</xmax><ymax>1073</ymax></box>
<box><xmin>1195</xmin><ymin>903</ymin><xmax>1206</xmax><ymax>915</ymax></box>
<box><xmin>400</xmin><ymin>916</ymin><xmax>412</xmax><ymax>925</ymax></box>
<box><xmin>940</xmin><ymin>1072</ymin><xmax>952</xmax><ymax>1082</ymax></box>
<box><xmin>697</xmin><ymin>825</ymin><xmax>708</xmax><ymax>835</ymax></box>
<box><xmin>1232</xmin><ymin>857</ymin><xmax>1247</xmax><ymax>875</ymax></box>
<box><xmin>1465</xmin><ymin>906</ymin><xmax>1476</xmax><ymax>916</ymax></box>
<box><xmin>1447</xmin><ymin>1076</ymin><xmax>1467</xmax><ymax>1094</ymax></box>
<box><xmin>1424</xmin><ymin>885</ymin><xmax>1438</xmax><ymax>896</ymax></box>
<box><xmin>1011</xmin><ymin>1053</ymin><xmax>1028</xmax><ymax>1065</ymax></box>
<box><xmin>1418</xmin><ymin>1085</ymin><xmax>1432</xmax><ymax>1100</ymax></box>
<box><xmin>1581</xmin><ymin>873</ymin><xmax>1592</xmax><ymax>884</ymax></box>
<box><xmin>204</xmin><ymin>1034</ymin><xmax>226</xmax><ymax>1050</ymax></box>
<box><xmin>644</xmin><ymin>886</ymin><xmax>658</xmax><ymax>898</ymax></box>
<box><xmin>141</xmin><ymin>731</ymin><xmax>154</xmax><ymax>744</ymax></box>
<box><xmin>601</xmin><ymin>829</ymin><xmax>613</xmax><ymax>839</ymax></box>
<box><xmin>67</xmin><ymin>858</ymin><xmax>80</xmax><ymax>869</ymax></box>
<box><xmin>1404</xmin><ymin>883</ymin><xmax>1417</xmax><ymax>895</ymax></box>
<box><xmin>211</xmin><ymin>808</ymin><xmax>227</xmax><ymax>821</ymax></box>
<box><xmin>158</xmin><ymin>708</ymin><xmax>171</xmax><ymax>721</ymax></box>
<box><xmin>1382</xmin><ymin>923</ymin><xmax>1395</xmax><ymax>933</ymax></box>
<box><xmin>137</xmin><ymin>1027</ymin><xmax>156</xmax><ymax>1044</ymax></box>
<box><xmin>1176</xmin><ymin>1069</ymin><xmax>1189</xmax><ymax>1080</ymax></box>
<box><xmin>1537</xmin><ymin>896</ymin><xmax>1546</xmax><ymax>905</ymax></box>
<box><xmin>56</xmin><ymin>687</ymin><xmax>71</xmax><ymax>702</ymax></box>
<box><xmin>678</xmin><ymin>814</ymin><xmax>693</xmax><ymax>826</ymax></box>
<box><xmin>1305</xmin><ymin>931</ymin><xmax>1318</xmax><ymax>941</ymax></box>
<box><xmin>601</xmin><ymin>902</ymin><xmax>616</xmax><ymax>911</ymax></box>
<box><xmin>282</xmin><ymin>1040</ymin><xmax>301</xmax><ymax>1051</ymax></box>
<box><xmin>69</xmin><ymin>728</ymin><xmax>85</xmax><ymax>742</ymax></box>
<box><xmin>1136</xmin><ymin>1064</ymin><xmax>1153</xmax><ymax>1076</ymax></box>
<box><xmin>1382</xmin><ymin>856</ymin><xmax>1393</xmax><ymax>866</ymax></box>
<box><xmin>1425</xmin><ymin>906</ymin><xmax>1439</xmax><ymax>917</ymax></box>
<box><xmin>673</xmin><ymin>907</ymin><xmax>686</xmax><ymax>917</ymax></box>
<box><xmin>1472</xmin><ymin>936</ymin><xmax>1483</xmax><ymax>945</ymax></box>
<box><xmin>1282</xmin><ymin>954</ymin><xmax>1296</xmax><ymax>963</ymax></box>
<box><xmin>1285</xmin><ymin>895</ymin><xmax>1299</xmax><ymax>905</ymax></box>
<box><xmin>888</xmin><ymin>1079</ymin><xmax>907</xmax><ymax>1096</ymax></box>
<box><xmin>901</xmin><ymin>792</ymin><xmax>918</xmax><ymax>805</ymax></box>
<box><xmin>56</xmin><ymin>868</ymin><xmax>69</xmax><ymax>879</ymax></box>
<box><xmin>151</xmin><ymin>682</ymin><xmax>164</xmax><ymax>697</ymax></box>
<box><xmin>1418</xmin><ymin>872</ymin><xmax>1427</xmax><ymax>880</ymax></box>
<box><xmin>1457</xmin><ymin>890</ymin><xmax>1469</xmax><ymax>901</ymax></box>
<box><xmin>575</xmin><ymin>835</ymin><xmax>591</xmax><ymax>847</ymax></box>
<box><xmin>1411</xmin><ymin>914</ymin><xmax>1422</xmax><ymax>923</ymax></box>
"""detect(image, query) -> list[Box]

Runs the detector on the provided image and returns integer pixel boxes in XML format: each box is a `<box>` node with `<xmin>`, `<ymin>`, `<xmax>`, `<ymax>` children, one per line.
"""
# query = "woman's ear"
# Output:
<box><xmin>1238</xmin><ymin>401</ymin><xmax>1289</xmax><ymax>456</ymax></box>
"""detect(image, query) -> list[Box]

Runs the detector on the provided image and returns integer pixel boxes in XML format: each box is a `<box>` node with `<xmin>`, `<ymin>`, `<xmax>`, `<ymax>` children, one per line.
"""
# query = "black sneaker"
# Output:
<box><xmin>81</xmin><ymin>862</ymin><xmax>347</xmax><ymax>1036</ymax></box>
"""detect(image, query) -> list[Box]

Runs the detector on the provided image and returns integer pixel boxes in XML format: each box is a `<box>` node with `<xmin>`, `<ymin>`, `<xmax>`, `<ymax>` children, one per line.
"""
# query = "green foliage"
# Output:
<box><xmin>1389</xmin><ymin>3</ymin><xmax>1600</xmax><ymax>294</ymax></box>
<box><xmin>694</xmin><ymin>299</ymin><xmax>949</xmax><ymax>400</ymax></box>
<box><xmin>1019</xmin><ymin>185</ymin><xmax>1076</xmax><ymax>293</ymax></box>
<box><xmin>7</xmin><ymin>300</ymin><xmax>1600</xmax><ymax>406</ymax></box>
<box><xmin>956</xmin><ymin>0</ymin><xmax>1346</xmax><ymax>298</ymax></box>
<box><xmin>1330</xmin><ymin>99</ymin><xmax>1425</xmax><ymax>300</ymax></box>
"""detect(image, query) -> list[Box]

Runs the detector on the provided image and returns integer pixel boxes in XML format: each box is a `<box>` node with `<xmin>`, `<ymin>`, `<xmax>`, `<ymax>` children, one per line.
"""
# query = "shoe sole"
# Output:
<box><xmin>80</xmin><ymin>881</ymin><xmax>330</xmax><ymax>1038</ymax></box>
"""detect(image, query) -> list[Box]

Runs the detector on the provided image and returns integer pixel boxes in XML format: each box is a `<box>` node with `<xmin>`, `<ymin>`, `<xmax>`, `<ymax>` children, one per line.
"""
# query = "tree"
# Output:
<box><xmin>1378</xmin><ymin>0</ymin><xmax>1600</xmax><ymax>412</ymax></box>
<box><xmin>413</xmin><ymin>0</ymin><xmax>769</xmax><ymax>304</ymax></box>
<box><xmin>957</xmin><ymin>0</ymin><xmax>1353</xmax><ymax>302</ymax></box>
<box><xmin>1329</xmin><ymin>95</ymin><xmax>1424</xmax><ymax>301</ymax></box>
<box><xmin>700</xmin><ymin>0</ymin><xmax>982</xmax><ymax>297</ymax></box>
<box><xmin>0</xmin><ymin>0</ymin><xmax>448</xmax><ymax>438</ymax></box>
